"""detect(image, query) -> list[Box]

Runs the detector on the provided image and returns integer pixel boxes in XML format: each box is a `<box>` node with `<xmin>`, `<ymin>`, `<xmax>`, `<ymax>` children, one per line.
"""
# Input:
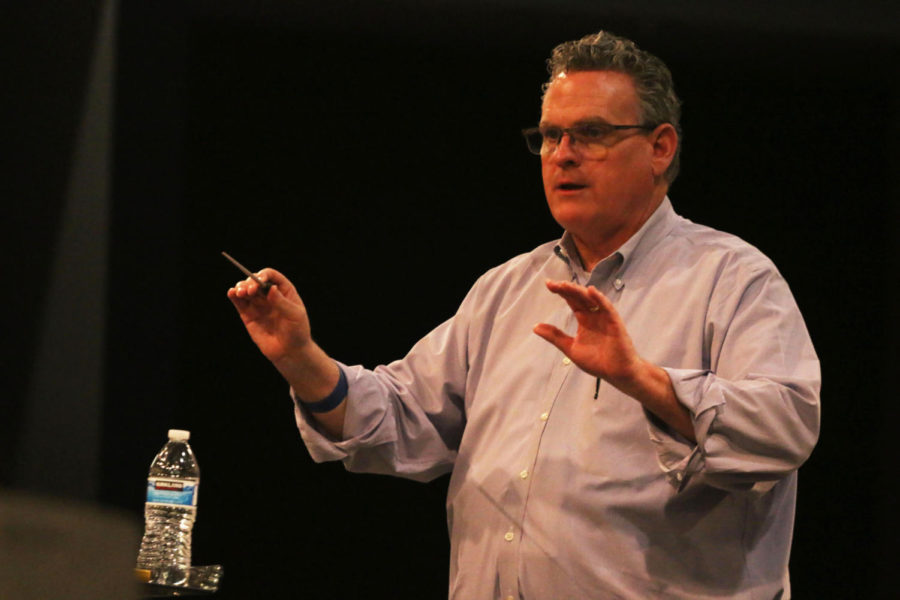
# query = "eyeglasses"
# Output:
<box><xmin>522</xmin><ymin>122</ymin><xmax>657</xmax><ymax>156</ymax></box>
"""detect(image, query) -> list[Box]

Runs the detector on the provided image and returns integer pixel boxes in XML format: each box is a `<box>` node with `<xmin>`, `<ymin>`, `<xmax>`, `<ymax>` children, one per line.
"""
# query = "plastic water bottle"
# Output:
<box><xmin>136</xmin><ymin>429</ymin><xmax>200</xmax><ymax>585</ymax></box>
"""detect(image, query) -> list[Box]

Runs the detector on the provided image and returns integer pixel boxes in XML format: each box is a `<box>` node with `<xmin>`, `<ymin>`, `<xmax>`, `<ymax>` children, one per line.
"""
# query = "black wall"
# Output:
<box><xmin>4</xmin><ymin>1</ymin><xmax>898</xmax><ymax>598</ymax></box>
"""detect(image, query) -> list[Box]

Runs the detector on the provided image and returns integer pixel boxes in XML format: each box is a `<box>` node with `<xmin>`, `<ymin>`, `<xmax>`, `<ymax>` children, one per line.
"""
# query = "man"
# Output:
<box><xmin>228</xmin><ymin>31</ymin><xmax>820</xmax><ymax>599</ymax></box>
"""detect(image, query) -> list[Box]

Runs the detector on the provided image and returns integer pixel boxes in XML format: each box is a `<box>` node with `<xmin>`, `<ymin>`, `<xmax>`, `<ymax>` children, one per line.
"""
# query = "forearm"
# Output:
<box><xmin>275</xmin><ymin>341</ymin><xmax>346</xmax><ymax>439</ymax></box>
<box><xmin>292</xmin><ymin>316</ymin><xmax>470</xmax><ymax>481</ymax></box>
<box><xmin>666</xmin><ymin>367</ymin><xmax>820</xmax><ymax>486</ymax></box>
<box><xmin>612</xmin><ymin>358</ymin><xmax>696</xmax><ymax>443</ymax></box>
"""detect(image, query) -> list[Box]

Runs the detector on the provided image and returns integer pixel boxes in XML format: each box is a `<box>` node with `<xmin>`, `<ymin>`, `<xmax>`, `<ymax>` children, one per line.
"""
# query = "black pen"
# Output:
<box><xmin>222</xmin><ymin>251</ymin><xmax>273</xmax><ymax>293</ymax></box>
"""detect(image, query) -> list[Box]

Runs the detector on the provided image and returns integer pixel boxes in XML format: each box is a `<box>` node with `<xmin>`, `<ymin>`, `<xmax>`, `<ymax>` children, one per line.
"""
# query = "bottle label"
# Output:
<box><xmin>146</xmin><ymin>477</ymin><xmax>199</xmax><ymax>507</ymax></box>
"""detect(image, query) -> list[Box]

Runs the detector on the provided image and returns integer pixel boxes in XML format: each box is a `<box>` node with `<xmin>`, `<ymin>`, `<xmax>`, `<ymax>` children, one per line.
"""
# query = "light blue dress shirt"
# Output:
<box><xmin>295</xmin><ymin>197</ymin><xmax>821</xmax><ymax>599</ymax></box>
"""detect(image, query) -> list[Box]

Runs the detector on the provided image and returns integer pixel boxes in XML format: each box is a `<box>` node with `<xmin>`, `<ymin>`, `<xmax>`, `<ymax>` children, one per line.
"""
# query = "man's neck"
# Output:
<box><xmin>571</xmin><ymin>192</ymin><xmax>665</xmax><ymax>272</ymax></box>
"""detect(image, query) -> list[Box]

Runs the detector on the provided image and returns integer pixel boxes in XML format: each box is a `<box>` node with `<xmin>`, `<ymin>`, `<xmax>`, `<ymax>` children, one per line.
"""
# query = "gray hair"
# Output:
<box><xmin>544</xmin><ymin>31</ymin><xmax>682</xmax><ymax>183</ymax></box>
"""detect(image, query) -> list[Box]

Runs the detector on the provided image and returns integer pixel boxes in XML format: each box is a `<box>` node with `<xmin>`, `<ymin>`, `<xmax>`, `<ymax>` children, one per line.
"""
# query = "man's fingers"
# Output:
<box><xmin>230</xmin><ymin>275</ymin><xmax>273</xmax><ymax>300</ymax></box>
<box><xmin>226</xmin><ymin>287</ymin><xmax>248</xmax><ymax>310</ymax></box>
<box><xmin>586</xmin><ymin>286</ymin><xmax>614</xmax><ymax>312</ymax></box>
<box><xmin>545</xmin><ymin>279</ymin><xmax>607</xmax><ymax>313</ymax></box>
<box><xmin>230</xmin><ymin>278</ymin><xmax>252</xmax><ymax>298</ymax></box>
<box><xmin>257</xmin><ymin>267</ymin><xmax>284</xmax><ymax>283</ymax></box>
<box><xmin>545</xmin><ymin>280</ymin><xmax>591</xmax><ymax>311</ymax></box>
<box><xmin>533</xmin><ymin>323</ymin><xmax>573</xmax><ymax>355</ymax></box>
<box><xmin>257</xmin><ymin>267</ymin><xmax>294</xmax><ymax>291</ymax></box>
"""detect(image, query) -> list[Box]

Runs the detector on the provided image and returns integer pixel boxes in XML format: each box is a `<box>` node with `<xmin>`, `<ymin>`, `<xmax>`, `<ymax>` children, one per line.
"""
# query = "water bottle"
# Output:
<box><xmin>136</xmin><ymin>429</ymin><xmax>200</xmax><ymax>585</ymax></box>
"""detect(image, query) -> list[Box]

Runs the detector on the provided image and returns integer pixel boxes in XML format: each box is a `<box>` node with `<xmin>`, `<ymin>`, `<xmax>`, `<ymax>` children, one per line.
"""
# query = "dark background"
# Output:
<box><xmin>3</xmin><ymin>1</ymin><xmax>898</xmax><ymax>598</ymax></box>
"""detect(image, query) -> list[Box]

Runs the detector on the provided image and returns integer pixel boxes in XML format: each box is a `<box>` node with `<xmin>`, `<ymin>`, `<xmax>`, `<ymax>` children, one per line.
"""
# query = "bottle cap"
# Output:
<box><xmin>168</xmin><ymin>429</ymin><xmax>191</xmax><ymax>441</ymax></box>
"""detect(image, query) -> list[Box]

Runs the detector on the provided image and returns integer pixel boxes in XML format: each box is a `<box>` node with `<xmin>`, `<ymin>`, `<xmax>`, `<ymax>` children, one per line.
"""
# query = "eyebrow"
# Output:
<box><xmin>539</xmin><ymin>117</ymin><xmax>614</xmax><ymax>128</ymax></box>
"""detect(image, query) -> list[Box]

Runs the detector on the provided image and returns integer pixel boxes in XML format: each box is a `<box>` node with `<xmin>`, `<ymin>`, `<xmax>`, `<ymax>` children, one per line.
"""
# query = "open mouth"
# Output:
<box><xmin>557</xmin><ymin>183</ymin><xmax>587</xmax><ymax>191</ymax></box>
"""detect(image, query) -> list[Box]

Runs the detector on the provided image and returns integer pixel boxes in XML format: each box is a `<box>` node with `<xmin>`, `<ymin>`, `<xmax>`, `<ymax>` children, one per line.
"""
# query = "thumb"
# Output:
<box><xmin>533</xmin><ymin>323</ymin><xmax>573</xmax><ymax>355</ymax></box>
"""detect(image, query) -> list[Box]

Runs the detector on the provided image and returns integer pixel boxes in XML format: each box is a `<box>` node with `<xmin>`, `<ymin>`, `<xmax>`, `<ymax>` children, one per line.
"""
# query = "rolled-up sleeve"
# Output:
<box><xmin>650</xmin><ymin>263</ymin><xmax>821</xmax><ymax>493</ymax></box>
<box><xmin>293</xmin><ymin>280</ymin><xmax>482</xmax><ymax>483</ymax></box>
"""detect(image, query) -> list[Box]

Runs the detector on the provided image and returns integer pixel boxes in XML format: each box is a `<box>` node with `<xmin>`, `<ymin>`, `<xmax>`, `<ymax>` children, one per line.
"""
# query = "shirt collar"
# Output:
<box><xmin>616</xmin><ymin>195</ymin><xmax>677</xmax><ymax>274</ymax></box>
<box><xmin>553</xmin><ymin>196</ymin><xmax>678</xmax><ymax>286</ymax></box>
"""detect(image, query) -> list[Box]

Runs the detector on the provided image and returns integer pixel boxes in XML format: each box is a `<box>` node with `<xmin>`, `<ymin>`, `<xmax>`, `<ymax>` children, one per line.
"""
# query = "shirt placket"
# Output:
<box><xmin>496</xmin><ymin>308</ymin><xmax>577</xmax><ymax>600</ymax></box>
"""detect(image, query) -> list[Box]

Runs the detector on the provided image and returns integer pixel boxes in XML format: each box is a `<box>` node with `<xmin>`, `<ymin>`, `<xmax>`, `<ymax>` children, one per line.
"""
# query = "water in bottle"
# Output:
<box><xmin>136</xmin><ymin>429</ymin><xmax>200</xmax><ymax>585</ymax></box>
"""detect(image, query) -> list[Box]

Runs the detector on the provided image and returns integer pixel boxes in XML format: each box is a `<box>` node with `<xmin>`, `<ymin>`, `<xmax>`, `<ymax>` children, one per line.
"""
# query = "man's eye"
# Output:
<box><xmin>577</xmin><ymin>125</ymin><xmax>611</xmax><ymax>140</ymax></box>
<box><xmin>541</xmin><ymin>128</ymin><xmax>563</xmax><ymax>143</ymax></box>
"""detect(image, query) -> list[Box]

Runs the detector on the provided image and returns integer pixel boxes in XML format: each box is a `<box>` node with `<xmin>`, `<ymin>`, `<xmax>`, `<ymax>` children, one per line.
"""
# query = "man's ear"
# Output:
<box><xmin>650</xmin><ymin>123</ymin><xmax>678</xmax><ymax>178</ymax></box>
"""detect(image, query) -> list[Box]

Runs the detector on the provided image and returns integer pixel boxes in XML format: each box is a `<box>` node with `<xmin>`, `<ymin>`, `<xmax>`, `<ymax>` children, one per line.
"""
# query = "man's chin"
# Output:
<box><xmin>547</xmin><ymin>207</ymin><xmax>598</xmax><ymax>235</ymax></box>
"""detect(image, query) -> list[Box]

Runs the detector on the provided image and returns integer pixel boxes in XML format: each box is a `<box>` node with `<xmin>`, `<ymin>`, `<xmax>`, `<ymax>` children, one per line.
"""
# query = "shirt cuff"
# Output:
<box><xmin>648</xmin><ymin>367</ymin><xmax>724</xmax><ymax>490</ymax></box>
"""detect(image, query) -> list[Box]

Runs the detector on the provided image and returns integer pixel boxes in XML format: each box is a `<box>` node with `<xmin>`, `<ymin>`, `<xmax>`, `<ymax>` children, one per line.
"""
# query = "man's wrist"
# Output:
<box><xmin>624</xmin><ymin>360</ymin><xmax>696</xmax><ymax>442</ymax></box>
<box><xmin>274</xmin><ymin>342</ymin><xmax>341</xmax><ymax>402</ymax></box>
<box><xmin>300</xmin><ymin>365</ymin><xmax>348</xmax><ymax>413</ymax></box>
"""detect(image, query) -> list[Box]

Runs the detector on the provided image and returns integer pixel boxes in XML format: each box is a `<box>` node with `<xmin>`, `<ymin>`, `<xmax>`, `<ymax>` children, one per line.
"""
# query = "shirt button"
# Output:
<box><xmin>504</xmin><ymin>531</ymin><xmax>515</xmax><ymax>542</ymax></box>
<box><xmin>519</xmin><ymin>469</ymin><xmax>529</xmax><ymax>480</ymax></box>
<box><xmin>562</xmin><ymin>357</ymin><xmax>572</xmax><ymax>365</ymax></box>
<box><xmin>540</xmin><ymin>412</ymin><xmax>549</xmax><ymax>421</ymax></box>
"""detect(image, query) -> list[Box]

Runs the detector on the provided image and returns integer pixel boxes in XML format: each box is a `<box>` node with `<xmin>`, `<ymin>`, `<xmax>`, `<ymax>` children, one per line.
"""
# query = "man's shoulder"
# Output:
<box><xmin>462</xmin><ymin>240</ymin><xmax>562</xmax><ymax>301</ymax></box>
<box><xmin>665</xmin><ymin>215</ymin><xmax>779</xmax><ymax>275</ymax></box>
<box><xmin>478</xmin><ymin>239</ymin><xmax>561</xmax><ymax>280</ymax></box>
<box><xmin>492</xmin><ymin>239</ymin><xmax>560</xmax><ymax>270</ymax></box>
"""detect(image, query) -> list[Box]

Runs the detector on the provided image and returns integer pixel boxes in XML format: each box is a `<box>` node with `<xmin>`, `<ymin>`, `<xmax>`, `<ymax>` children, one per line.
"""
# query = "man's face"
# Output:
<box><xmin>540</xmin><ymin>70</ymin><xmax>663</xmax><ymax>247</ymax></box>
